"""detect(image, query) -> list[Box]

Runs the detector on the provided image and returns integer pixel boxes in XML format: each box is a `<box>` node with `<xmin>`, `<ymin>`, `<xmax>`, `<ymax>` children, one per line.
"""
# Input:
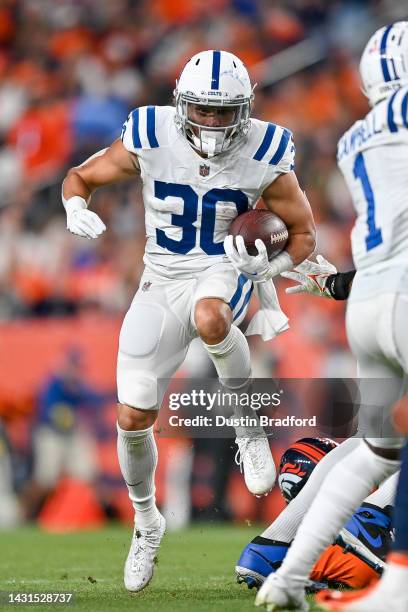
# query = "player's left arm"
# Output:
<box><xmin>261</xmin><ymin>171</ymin><xmax>316</xmax><ymax>266</ymax></box>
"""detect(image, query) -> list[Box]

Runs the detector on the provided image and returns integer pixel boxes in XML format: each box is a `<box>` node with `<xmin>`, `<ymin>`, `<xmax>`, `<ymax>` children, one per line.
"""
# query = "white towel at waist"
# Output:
<box><xmin>245</xmin><ymin>279</ymin><xmax>289</xmax><ymax>341</ymax></box>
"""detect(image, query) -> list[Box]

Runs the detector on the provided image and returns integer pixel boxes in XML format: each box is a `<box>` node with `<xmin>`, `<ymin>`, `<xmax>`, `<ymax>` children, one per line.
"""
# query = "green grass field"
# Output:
<box><xmin>0</xmin><ymin>524</ymin><xmax>320</xmax><ymax>611</ymax></box>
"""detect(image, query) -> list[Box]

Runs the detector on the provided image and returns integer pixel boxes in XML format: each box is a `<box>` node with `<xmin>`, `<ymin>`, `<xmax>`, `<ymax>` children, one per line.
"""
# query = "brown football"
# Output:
<box><xmin>229</xmin><ymin>209</ymin><xmax>289</xmax><ymax>260</ymax></box>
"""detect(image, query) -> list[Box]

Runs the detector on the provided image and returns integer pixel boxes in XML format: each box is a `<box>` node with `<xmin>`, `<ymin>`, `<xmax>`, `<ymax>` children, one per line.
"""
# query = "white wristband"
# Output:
<box><xmin>267</xmin><ymin>251</ymin><xmax>294</xmax><ymax>279</ymax></box>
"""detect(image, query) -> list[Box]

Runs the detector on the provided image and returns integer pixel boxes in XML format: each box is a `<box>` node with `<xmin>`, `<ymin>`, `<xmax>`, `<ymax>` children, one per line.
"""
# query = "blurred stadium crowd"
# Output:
<box><xmin>0</xmin><ymin>0</ymin><xmax>398</xmax><ymax>528</ymax></box>
<box><xmin>0</xmin><ymin>0</ymin><xmax>386</xmax><ymax>320</ymax></box>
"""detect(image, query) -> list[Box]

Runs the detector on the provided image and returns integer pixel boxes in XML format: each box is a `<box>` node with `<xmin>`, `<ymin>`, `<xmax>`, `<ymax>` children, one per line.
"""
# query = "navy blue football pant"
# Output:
<box><xmin>392</xmin><ymin>441</ymin><xmax>408</xmax><ymax>552</ymax></box>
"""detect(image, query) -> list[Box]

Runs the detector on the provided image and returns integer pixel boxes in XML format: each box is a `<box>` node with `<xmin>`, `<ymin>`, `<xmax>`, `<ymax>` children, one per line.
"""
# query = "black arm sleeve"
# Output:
<box><xmin>325</xmin><ymin>270</ymin><xmax>356</xmax><ymax>301</ymax></box>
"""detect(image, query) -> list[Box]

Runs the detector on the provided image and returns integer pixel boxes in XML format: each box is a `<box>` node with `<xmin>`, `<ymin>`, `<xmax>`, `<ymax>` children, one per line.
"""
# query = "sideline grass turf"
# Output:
<box><xmin>0</xmin><ymin>524</ymin><xmax>321</xmax><ymax>611</ymax></box>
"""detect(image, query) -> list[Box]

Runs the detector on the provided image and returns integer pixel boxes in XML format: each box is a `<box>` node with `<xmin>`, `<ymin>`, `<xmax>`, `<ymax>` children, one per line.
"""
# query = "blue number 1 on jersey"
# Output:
<box><xmin>154</xmin><ymin>181</ymin><xmax>248</xmax><ymax>255</ymax></box>
<box><xmin>353</xmin><ymin>152</ymin><xmax>383</xmax><ymax>251</ymax></box>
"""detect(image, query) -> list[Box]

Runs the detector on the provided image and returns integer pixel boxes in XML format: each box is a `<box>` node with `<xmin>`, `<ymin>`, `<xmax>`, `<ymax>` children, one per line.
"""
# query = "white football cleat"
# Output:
<box><xmin>124</xmin><ymin>513</ymin><xmax>166</xmax><ymax>592</ymax></box>
<box><xmin>316</xmin><ymin>582</ymin><xmax>408</xmax><ymax>611</ymax></box>
<box><xmin>235</xmin><ymin>434</ymin><xmax>276</xmax><ymax>496</ymax></box>
<box><xmin>255</xmin><ymin>573</ymin><xmax>309</xmax><ymax>611</ymax></box>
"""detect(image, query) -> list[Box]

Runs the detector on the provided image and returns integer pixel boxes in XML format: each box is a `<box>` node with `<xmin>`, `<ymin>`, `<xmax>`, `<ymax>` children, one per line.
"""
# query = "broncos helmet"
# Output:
<box><xmin>278</xmin><ymin>438</ymin><xmax>338</xmax><ymax>504</ymax></box>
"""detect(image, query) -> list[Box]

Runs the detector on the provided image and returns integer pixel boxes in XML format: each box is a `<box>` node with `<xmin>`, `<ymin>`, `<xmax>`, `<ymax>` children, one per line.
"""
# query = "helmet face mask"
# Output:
<box><xmin>179</xmin><ymin>99</ymin><xmax>251</xmax><ymax>157</ymax></box>
<box><xmin>174</xmin><ymin>50</ymin><xmax>254</xmax><ymax>157</ymax></box>
<box><xmin>360</xmin><ymin>21</ymin><xmax>408</xmax><ymax>107</ymax></box>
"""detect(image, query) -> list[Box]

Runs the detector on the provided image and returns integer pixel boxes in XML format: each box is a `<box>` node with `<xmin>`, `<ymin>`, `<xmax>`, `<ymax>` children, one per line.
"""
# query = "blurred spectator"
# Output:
<box><xmin>0</xmin><ymin>421</ymin><xmax>23</xmax><ymax>527</ymax></box>
<box><xmin>23</xmin><ymin>349</ymin><xmax>109</xmax><ymax>518</ymax></box>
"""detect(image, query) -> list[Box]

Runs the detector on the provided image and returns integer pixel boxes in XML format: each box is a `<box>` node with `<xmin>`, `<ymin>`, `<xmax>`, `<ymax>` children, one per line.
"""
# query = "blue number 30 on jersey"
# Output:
<box><xmin>154</xmin><ymin>181</ymin><xmax>249</xmax><ymax>255</ymax></box>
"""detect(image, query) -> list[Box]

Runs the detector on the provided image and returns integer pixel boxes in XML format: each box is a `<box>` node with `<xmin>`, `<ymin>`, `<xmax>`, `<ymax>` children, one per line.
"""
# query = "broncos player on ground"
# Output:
<box><xmin>236</xmin><ymin>438</ymin><xmax>396</xmax><ymax>592</ymax></box>
<box><xmin>256</xmin><ymin>22</ymin><xmax>408</xmax><ymax>612</ymax></box>
<box><xmin>61</xmin><ymin>50</ymin><xmax>315</xmax><ymax>593</ymax></box>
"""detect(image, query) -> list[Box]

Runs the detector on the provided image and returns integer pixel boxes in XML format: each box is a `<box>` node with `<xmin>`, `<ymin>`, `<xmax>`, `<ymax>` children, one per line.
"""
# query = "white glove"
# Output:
<box><xmin>224</xmin><ymin>235</ymin><xmax>293</xmax><ymax>283</ymax></box>
<box><xmin>64</xmin><ymin>196</ymin><xmax>106</xmax><ymax>239</ymax></box>
<box><xmin>281</xmin><ymin>254</ymin><xmax>337</xmax><ymax>298</ymax></box>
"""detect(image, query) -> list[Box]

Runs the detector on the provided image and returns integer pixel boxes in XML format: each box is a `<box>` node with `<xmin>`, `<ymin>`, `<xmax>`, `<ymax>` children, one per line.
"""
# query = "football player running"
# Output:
<box><xmin>256</xmin><ymin>22</ymin><xmax>408</xmax><ymax>612</ymax></box>
<box><xmin>61</xmin><ymin>50</ymin><xmax>315</xmax><ymax>593</ymax></box>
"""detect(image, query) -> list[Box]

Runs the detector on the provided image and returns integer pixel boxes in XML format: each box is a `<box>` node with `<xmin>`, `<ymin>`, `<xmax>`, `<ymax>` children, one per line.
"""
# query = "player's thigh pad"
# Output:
<box><xmin>192</xmin><ymin>263</ymin><xmax>253</xmax><ymax>328</ymax></box>
<box><xmin>119</xmin><ymin>302</ymin><xmax>165</xmax><ymax>359</ymax></box>
<box><xmin>347</xmin><ymin>295</ymin><xmax>406</xmax><ymax>444</ymax></box>
<box><xmin>118</xmin><ymin>296</ymin><xmax>192</xmax><ymax>410</ymax></box>
<box><xmin>346</xmin><ymin>294</ymin><xmax>404</xmax><ymax>374</ymax></box>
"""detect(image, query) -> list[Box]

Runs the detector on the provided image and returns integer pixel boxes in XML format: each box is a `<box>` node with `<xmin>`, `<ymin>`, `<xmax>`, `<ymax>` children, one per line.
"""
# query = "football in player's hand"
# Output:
<box><xmin>229</xmin><ymin>209</ymin><xmax>288</xmax><ymax>260</ymax></box>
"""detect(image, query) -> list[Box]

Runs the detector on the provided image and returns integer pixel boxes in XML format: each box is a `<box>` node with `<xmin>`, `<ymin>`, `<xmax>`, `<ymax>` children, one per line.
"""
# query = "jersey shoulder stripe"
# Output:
<box><xmin>146</xmin><ymin>106</ymin><xmax>159</xmax><ymax>147</ymax></box>
<box><xmin>269</xmin><ymin>128</ymin><xmax>291</xmax><ymax>166</ymax></box>
<box><xmin>121</xmin><ymin>105</ymin><xmax>168</xmax><ymax>153</ymax></box>
<box><xmin>251</xmin><ymin>120</ymin><xmax>295</xmax><ymax>170</ymax></box>
<box><xmin>131</xmin><ymin>108</ymin><xmax>142</xmax><ymax>147</ymax></box>
<box><xmin>132</xmin><ymin>105</ymin><xmax>159</xmax><ymax>149</ymax></box>
<box><xmin>253</xmin><ymin>123</ymin><xmax>277</xmax><ymax>161</ymax></box>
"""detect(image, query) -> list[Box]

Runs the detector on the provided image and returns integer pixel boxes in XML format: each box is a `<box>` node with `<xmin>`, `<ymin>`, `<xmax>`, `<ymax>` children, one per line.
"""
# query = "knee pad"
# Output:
<box><xmin>119</xmin><ymin>302</ymin><xmax>165</xmax><ymax>358</ymax></box>
<box><xmin>117</xmin><ymin>364</ymin><xmax>158</xmax><ymax>410</ymax></box>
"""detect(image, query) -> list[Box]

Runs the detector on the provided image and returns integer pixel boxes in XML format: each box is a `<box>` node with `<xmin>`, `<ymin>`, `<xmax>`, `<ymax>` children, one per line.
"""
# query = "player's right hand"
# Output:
<box><xmin>224</xmin><ymin>235</ymin><xmax>272</xmax><ymax>282</ymax></box>
<box><xmin>66</xmin><ymin>208</ymin><xmax>107</xmax><ymax>239</ymax></box>
<box><xmin>281</xmin><ymin>254</ymin><xmax>337</xmax><ymax>298</ymax></box>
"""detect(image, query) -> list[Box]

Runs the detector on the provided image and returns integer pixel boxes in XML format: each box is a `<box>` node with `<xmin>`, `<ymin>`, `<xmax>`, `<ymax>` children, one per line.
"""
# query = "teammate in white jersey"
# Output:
<box><xmin>256</xmin><ymin>22</ymin><xmax>408</xmax><ymax>612</ymax></box>
<box><xmin>61</xmin><ymin>50</ymin><xmax>315</xmax><ymax>593</ymax></box>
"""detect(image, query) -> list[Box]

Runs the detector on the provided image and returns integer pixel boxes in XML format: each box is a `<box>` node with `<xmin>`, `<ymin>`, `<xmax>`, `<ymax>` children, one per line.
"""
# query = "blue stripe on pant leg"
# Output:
<box><xmin>229</xmin><ymin>274</ymin><xmax>248</xmax><ymax>310</ymax></box>
<box><xmin>234</xmin><ymin>284</ymin><xmax>254</xmax><ymax>321</ymax></box>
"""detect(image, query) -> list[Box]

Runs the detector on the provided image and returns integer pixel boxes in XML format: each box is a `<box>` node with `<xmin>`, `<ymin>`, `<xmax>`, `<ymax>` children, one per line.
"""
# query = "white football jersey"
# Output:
<box><xmin>337</xmin><ymin>85</ymin><xmax>408</xmax><ymax>295</ymax></box>
<box><xmin>121</xmin><ymin>106</ymin><xmax>295</xmax><ymax>278</ymax></box>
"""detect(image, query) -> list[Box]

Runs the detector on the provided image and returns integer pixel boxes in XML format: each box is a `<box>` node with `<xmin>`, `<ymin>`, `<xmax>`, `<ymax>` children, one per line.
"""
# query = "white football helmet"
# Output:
<box><xmin>360</xmin><ymin>21</ymin><xmax>408</xmax><ymax>107</ymax></box>
<box><xmin>174</xmin><ymin>50</ymin><xmax>254</xmax><ymax>157</ymax></box>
